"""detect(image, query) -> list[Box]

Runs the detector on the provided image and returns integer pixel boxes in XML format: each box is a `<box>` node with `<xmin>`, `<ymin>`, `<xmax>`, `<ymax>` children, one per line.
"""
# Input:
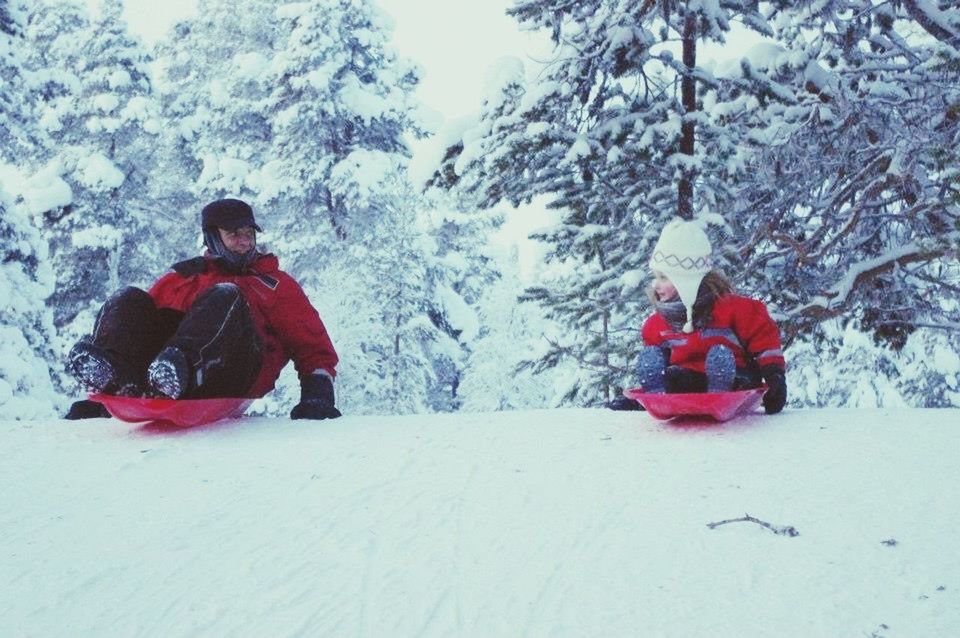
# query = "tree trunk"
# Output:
<box><xmin>602</xmin><ymin>308</ymin><xmax>611</xmax><ymax>400</ymax></box>
<box><xmin>598</xmin><ymin>245</ymin><xmax>611</xmax><ymax>401</ymax></box>
<box><xmin>677</xmin><ymin>11</ymin><xmax>697</xmax><ymax>220</ymax></box>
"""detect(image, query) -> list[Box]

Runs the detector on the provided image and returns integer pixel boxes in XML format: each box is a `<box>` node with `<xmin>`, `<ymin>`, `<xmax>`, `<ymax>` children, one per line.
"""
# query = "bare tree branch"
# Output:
<box><xmin>707</xmin><ymin>514</ymin><xmax>800</xmax><ymax>537</ymax></box>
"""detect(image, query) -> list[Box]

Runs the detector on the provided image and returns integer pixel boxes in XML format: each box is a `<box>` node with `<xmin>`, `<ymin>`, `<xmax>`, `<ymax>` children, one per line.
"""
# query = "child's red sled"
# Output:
<box><xmin>623</xmin><ymin>386</ymin><xmax>767</xmax><ymax>421</ymax></box>
<box><xmin>89</xmin><ymin>393</ymin><xmax>254</xmax><ymax>427</ymax></box>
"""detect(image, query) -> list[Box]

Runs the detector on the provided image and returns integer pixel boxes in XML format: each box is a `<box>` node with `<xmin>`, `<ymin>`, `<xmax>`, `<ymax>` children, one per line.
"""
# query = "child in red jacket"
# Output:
<box><xmin>615</xmin><ymin>219</ymin><xmax>787</xmax><ymax>414</ymax></box>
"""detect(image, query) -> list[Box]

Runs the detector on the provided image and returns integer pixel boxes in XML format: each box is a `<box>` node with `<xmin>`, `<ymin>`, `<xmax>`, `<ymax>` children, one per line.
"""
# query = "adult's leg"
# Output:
<box><xmin>67</xmin><ymin>287</ymin><xmax>179</xmax><ymax>396</ymax></box>
<box><xmin>148</xmin><ymin>283</ymin><xmax>262</xmax><ymax>399</ymax></box>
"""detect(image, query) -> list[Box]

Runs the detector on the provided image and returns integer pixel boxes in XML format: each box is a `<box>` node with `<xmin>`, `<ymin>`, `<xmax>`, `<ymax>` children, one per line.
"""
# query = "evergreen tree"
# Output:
<box><xmin>1</xmin><ymin>0</ymin><xmax>37</xmax><ymax>161</ymax></box>
<box><xmin>265</xmin><ymin>0</ymin><xmax>427</xmax><ymax>258</ymax></box>
<box><xmin>153</xmin><ymin>0</ymin><xmax>277</xmax><ymax>207</ymax></box>
<box><xmin>353</xmin><ymin>199</ymin><xmax>438</xmax><ymax>414</ymax></box>
<box><xmin>895</xmin><ymin>329</ymin><xmax>960</xmax><ymax>408</ymax></box>
<box><xmin>313</xmin><ymin>178</ymin><xmax>444</xmax><ymax>415</ymax></box>
<box><xmin>0</xmin><ymin>185</ymin><xmax>60</xmax><ymax>419</ymax></box>
<box><xmin>459</xmin><ymin>246</ymin><xmax>556</xmax><ymax>411</ymax></box>
<box><xmin>787</xmin><ymin>322</ymin><xmax>901</xmax><ymax>407</ymax></box>
<box><xmin>428</xmin><ymin>1</ymin><xmax>785</xmax><ymax>404</ymax></box>
<box><xmin>420</xmin><ymin>192</ymin><xmax>501</xmax><ymax>411</ymax></box>
<box><xmin>263</xmin><ymin>0</ymin><xmax>445</xmax><ymax>414</ymax></box>
<box><xmin>25</xmin><ymin>0</ymin><xmax>165</xmax><ymax>356</ymax></box>
<box><xmin>717</xmin><ymin>1</ymin><xmax>960</xmax><ymax>406</ymax></box>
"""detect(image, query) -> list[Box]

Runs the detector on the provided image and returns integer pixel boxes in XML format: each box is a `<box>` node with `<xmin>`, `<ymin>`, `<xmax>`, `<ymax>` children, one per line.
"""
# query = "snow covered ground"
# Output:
<box><xmin>2</xmin><ymin>407</ymin><xmax>958</xmax><ymax>637</ymax></box>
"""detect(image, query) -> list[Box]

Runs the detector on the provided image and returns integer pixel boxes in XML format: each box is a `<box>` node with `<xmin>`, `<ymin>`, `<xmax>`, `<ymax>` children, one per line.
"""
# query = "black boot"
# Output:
<box><xmin>147</xmin><ymin>347</ymin><xmax>191</xmax><ymax>399</ymax></box>
<box><xmin>67</xmin><ymin>340</ymin><xmax>144</xmax><ymax>396</ymax></box>
<box><xmin>607</xmin><ymin>396</ymin><xmax>644</xmax><ymax>411</ymax></box>
<box><xmin>65</xmin><ymin>399</ymin><xmax>111</xmax><ymax>419</ymax></box>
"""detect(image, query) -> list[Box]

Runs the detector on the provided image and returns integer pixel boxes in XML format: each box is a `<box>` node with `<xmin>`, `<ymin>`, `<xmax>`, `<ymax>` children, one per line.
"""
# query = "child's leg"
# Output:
<box><xmin>635</xmin><ymin>346</ymin><xmax>668</xmax><ymax>393</ymax></box>
<box><xmin>705</xmin><ymin>345</ymin><xmax>735</xmax><ymax>392</ymax></box>
<box><xmin>733</xmin><ymin>366</ymin><xmax>763</xmax><ymax>390</ymax></box>
<box><xmin>664</xmin><ymin>366</ymin><xmax>707</xmax><ymax>393</ymax></box>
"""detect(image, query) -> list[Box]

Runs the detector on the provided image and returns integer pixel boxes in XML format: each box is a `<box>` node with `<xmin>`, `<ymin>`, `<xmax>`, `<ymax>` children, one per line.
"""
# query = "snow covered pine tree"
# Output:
<box><xmin>25</xmin><ymin>0</ymin><xmax>167</xmax><ymax>383</ymax></box>
<box><xmin>427</xmin><ymin>0</ymin><xmax>797</xmax><ymax>406</ymax></box>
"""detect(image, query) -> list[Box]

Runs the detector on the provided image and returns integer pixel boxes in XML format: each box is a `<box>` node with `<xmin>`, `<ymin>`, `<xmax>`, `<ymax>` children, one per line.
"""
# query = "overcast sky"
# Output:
<box><xmin>108</xmin><ymin>0</ymin><xmax>759</xmax><ymax>275</ymax></box>
<box><xmin>108</xmin><ymin>0</ymin><xmax>553</xmax><ymax>275</ymax></box>
<box><xmin>117</xmin><ymin>0</ymin><xmax>549</xmax><ymax>123</ymax></box>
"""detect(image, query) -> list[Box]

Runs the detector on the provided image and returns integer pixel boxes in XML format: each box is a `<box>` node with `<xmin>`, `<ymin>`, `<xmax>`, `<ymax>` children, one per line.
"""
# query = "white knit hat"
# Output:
<box><xmin>649</xmin><ymin>219</ymin><xmax>713</xmax><ymax>333</ymax></box>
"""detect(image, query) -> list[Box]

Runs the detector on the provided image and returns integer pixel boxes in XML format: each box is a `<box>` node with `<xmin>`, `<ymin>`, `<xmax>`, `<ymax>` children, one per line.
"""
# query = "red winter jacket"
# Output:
<box><xmin>149</xmin><ymin>253</ymin><xmax>338</xmax><ymax>398</ymax></box>
<box><xmin>641</xmin><ymin>294</ymin><xmax>785</xmax><ymax>373</ymax></box>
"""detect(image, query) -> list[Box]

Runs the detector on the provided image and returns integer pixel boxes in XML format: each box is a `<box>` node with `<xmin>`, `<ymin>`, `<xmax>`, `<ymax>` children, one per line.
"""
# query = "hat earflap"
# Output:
<box><xmin>670</xmin><ymin>275</ymin><xmax>707</xmax><ymax>333</ymax></box>
<box><xmin>203</xmin><ymin>229</ymin><xmax>257</xmax><ymax>272</ymax></box>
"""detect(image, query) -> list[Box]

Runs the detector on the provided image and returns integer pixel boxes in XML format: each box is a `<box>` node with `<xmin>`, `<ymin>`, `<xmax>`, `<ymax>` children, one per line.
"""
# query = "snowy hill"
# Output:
<box><xmin>2</xmin><ymin>408</ymin><xmax>958</xmax><ymax>637</ymax></box>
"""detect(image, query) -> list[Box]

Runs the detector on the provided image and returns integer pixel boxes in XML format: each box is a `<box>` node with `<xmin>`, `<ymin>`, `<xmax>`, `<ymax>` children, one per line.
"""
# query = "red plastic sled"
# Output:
<box><xmin>90</xmin><ymin>393</ymin><xmax>254</xmax><ymax>427</ymax></box>
<box><xmin>623</xmin><ymin>386</ymin><xmax>767</xmax><ymax>421</ymax></box>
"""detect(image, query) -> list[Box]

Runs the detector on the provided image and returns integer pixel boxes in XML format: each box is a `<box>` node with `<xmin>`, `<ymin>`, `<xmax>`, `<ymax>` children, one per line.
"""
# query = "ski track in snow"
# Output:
<box><xmin>1</xmin><ymin>408</ymin><xmax>958</xmax><ymax>637</ymax></box>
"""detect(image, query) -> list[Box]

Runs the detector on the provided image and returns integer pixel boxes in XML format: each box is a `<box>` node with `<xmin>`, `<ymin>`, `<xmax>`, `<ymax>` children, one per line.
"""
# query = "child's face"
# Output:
<box><xmin>652</xmin><ymin>271</ymin><xmax>678</xmax><ymax>302</ymax></box>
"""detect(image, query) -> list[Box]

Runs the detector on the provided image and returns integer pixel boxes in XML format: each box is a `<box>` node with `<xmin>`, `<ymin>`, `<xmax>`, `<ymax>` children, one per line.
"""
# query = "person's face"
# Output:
<box><xmin>218</xmin><ymin>226</ymin><xmax>256</xmax><ymax>255</ymax></box>
<box><xmin>652</xmin><ymin>271</ymin><xmax>678</xmax><ymax>302</ymax></box>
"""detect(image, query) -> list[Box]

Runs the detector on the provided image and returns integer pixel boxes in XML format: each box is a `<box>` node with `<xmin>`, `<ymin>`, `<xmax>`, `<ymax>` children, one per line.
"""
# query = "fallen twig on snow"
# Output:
<box><xmin>707</xmin><ymin>513</ymin><xmax>800</xmax><ymax>537</ymax></box>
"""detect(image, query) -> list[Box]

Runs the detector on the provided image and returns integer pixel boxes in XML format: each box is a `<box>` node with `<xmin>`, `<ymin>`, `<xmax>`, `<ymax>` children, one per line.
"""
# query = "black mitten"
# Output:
<box><xmin>290</xmin><ymin>373</ymin><xmax>342</xmax><ymax>420</ymax></box>
<box><xmin>760</xmin><ymin>365</ymin><xmax>787</xmax><ymax>415</ymax></box>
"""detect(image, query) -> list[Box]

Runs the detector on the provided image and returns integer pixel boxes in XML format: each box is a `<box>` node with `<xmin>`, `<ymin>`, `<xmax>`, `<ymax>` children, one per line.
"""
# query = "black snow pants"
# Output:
<box><xmin>89</xmin><ymin>284</ymin><xmax>262</xmax><ymax>398</ymax></box>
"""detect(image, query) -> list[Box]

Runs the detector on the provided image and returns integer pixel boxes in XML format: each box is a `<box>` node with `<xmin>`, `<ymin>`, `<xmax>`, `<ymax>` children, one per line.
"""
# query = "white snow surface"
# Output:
<box><xmin>2</xmin><ymin>408</ymin><xmax>958</xmax><ymax>637</ymax></box>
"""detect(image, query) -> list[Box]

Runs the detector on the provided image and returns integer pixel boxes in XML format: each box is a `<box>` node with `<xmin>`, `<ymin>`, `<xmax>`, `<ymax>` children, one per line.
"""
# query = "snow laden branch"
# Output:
<box><xmin>901</xmin><ymin>0</ymin><xmax>960</xmax><ymax>46</ymax></box>
<box><xmin>785</xmin><ymin>244</ymin><xmax>947</xmax><ymax>326</ymax></box>
<box><xmin>733</xmin><ymin>0</ymin><xmax>960</xmax><ymax>349</ymax></box>
<box><xmin>707</xmin><ymin>514</ymin><xmax>800</xmax><ymax>537</ymax></box>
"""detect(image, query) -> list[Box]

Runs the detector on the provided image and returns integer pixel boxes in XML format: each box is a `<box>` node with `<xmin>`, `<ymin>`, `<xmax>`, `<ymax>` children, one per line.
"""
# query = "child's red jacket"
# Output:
<box><xmin>641</xmin><ymin>294</ymin><xmax>785</xmax><ymax>373</ymax></box>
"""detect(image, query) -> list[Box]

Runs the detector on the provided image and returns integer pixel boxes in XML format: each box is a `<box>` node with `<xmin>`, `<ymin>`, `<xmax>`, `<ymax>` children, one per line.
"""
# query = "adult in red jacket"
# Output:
<box><xmin>66</xmin><ymin>199</ymin><xmax>340</xmax><ymax>420</ymax></box>
<box><xmin>610</xmin><ymin>219</ymin><xmax>787</xmax><ymax>414</ymax></box>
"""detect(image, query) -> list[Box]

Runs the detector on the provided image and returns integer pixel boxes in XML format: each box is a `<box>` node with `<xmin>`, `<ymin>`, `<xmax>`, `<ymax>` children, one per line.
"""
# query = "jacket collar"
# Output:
<box><xmin>202</xmin><ymin>251</ymin><xmax>280</xmax><ymax>275</ymax></box>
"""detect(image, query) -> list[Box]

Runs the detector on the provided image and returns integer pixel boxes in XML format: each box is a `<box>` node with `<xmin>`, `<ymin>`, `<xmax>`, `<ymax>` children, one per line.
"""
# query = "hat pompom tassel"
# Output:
<box><xmin>682</xmin><ymin>313</ymin><xmax>694</xmax><ymax>333</ymax></box>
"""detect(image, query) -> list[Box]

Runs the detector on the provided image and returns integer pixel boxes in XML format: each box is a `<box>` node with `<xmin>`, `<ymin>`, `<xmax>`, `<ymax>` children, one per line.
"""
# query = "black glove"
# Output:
<box><xmin>290</xmin><ymin>373</ymin><xmax>342</xmax><ymax>420</ymax></box>
<box><xmin>760</xmin><ymin>365</ymin><xmax>787</xmax><ymax>415</ymax></box>
<box><xmin>607</xmin><ymin>396</ymin><xmax>645</xmax><ymax>411</ymax></box>
<box><xmin>65</xmin><ymin>399</ymin><xmax>111</xmax><ymax>420</ymax></box>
